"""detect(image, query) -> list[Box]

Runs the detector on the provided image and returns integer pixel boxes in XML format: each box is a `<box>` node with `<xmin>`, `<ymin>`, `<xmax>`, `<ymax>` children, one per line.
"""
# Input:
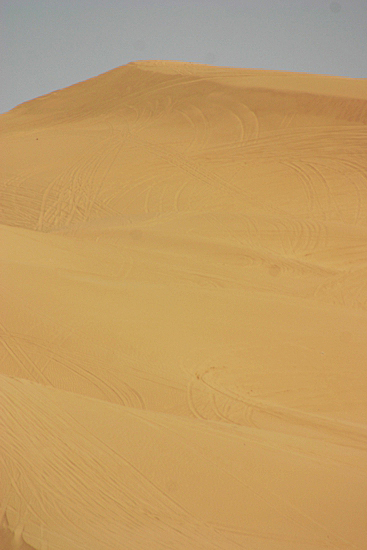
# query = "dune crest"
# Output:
<box><xmin>1</xmin><ymin>61</ymin><xmax>367</xmax><ymax>549</ymax></box>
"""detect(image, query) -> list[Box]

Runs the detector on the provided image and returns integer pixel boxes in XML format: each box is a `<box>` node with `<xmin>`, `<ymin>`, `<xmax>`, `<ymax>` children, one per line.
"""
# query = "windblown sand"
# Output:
<box><xmin>1</xmin><ymin>61</ymin><xmax>366</xmax><ymax>550</ymax></box>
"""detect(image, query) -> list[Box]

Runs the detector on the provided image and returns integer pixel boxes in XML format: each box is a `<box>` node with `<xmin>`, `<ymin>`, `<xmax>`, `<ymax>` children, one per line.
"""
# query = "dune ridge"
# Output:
<box><xmin>1</xmin><ymin>61</ymin><xmax>367</xmax><ymax>549</ymax></box>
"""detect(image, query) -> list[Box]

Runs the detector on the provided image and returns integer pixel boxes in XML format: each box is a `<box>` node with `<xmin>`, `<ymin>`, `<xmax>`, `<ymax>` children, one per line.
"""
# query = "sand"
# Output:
<box><xmin>1</xmin><ymin>61</ymin><xmax>366</xmax><ymax>549</ymax></box>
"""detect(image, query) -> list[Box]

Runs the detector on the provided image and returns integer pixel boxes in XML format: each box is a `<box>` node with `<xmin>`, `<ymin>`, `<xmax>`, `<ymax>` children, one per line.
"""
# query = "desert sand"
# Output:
<box><xmin>1</xmin><ymin>61</ymin><xmax>367</xmax><ymax>549</ymax></box>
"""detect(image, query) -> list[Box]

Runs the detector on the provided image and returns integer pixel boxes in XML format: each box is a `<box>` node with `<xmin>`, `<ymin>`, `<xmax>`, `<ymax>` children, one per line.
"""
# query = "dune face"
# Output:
<box><xmin>1</xmin><ymin>61</ymin><xmax>367</xmax><ymax>550</ymax></box>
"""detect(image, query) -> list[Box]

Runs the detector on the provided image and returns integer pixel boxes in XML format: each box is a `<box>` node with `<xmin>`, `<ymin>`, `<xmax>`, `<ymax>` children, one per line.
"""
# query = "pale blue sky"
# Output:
<box><xmin>1</xmin><ymin>0</ymin><xmax>366</xmax><ymax>113</ymax></box>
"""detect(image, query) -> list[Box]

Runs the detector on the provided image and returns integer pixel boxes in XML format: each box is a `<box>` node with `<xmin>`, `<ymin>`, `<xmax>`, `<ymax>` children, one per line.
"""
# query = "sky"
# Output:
<box><xmin>1</xmin><ymin>0</ymin><xmax>367</xmax><ymax>114</ymax></box>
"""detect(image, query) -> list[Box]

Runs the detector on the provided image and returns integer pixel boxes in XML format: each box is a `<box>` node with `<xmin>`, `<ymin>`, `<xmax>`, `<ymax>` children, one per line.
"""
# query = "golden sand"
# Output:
<box><xmin>1</xmin><ymin>61</ymin><xmax>366</xmax><ymax>549</ymax></box>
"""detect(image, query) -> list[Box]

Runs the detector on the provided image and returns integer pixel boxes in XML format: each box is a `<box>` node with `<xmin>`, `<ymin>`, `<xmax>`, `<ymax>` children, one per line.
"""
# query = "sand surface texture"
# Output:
<box><xmin>1</xmin><ymin>61</ymin><xmax>367</xmax><ymax>549</ymax></box>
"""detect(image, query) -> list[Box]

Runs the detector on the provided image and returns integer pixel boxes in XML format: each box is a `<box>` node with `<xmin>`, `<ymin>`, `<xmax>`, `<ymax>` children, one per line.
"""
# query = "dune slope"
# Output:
<box><xmin>1</xmin><ymin>61</ymin><xmax>367</xmax><ymax>549</ymax></box>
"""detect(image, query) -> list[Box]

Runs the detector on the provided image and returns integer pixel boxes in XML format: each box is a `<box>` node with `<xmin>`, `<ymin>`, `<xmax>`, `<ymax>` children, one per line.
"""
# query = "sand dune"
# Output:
<box><xmin>1</xmin><ymin>61</ymin><xmax>367</xmax><ymax>549</ymax></box>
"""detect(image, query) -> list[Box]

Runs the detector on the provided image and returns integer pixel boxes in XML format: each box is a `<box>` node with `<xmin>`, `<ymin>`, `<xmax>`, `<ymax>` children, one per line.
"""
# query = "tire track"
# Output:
<box><xmin>270</xmin><ymin>218</ymin><xmax>327</xmax><ymax>256</ymax></box>
<box><xmin>280</xmin><ymin>160</ymin><xmax>316</xmax><ymax>215</ymax></box>
<box><xmin>203</xmin><ymin>211</ymin><xmax>259</xmax><ymax>250</ymax></box>
<box><xmin>37</xmin><ymin>125</ymin><xmax>122</xmax><ymax>231</ymax></box>
<box><xmin>333</xmin><ymin>158</ymin><xmax>366</xmax><ymax>225</ymax></box>
<box><xmin>195</xmin><ymin>124</ymin><xmax>365</xmax><ymax>164</ymax></box>
<box><xmin>173</xmin><ymin>180</ymin><xmax>190</xmax><ymax>213</ymax></box>
<box><xmin>47</xmin><ymin>138</ymin><xmax>123</xmax><ymax>229</ymax></box>
<box><xmin>0</xmin><ymin>322</ymin><xmax>51</xmax><ymax>385</ymax></box>
<box><xmin>1</xmin><ymin>396</ymin><xmax>145</xmax><ymax>543</ymax></box>
<box><xmin>227</xmin><ymin>99</ymin><xmax>259</xmax><ymax>144</ymax></box>
<box><xmin>175</xmin><ymin>102</ymin><xmax>211</xmax><ymax>154</ymax></box>
<box><xmin>310</xmin><ymin>156</ymin><xmax>366</xmax><ymax>225</ymax></box>
<box><xmin>302</xmin><ymin>161</ymin><xmax>333</xmax><ymax>217</ymax></box>
<box><xmin>194</xmin><ymin>366</ymin><xmax>367</xmax><ymax>449</ymax></box>
<box><xmin>315</xmin><ymin>266</ymin><xmax>367</xmax><ymax>310</ymax></box>
<box><xmin>0</xmin><ymin>328</ymin><xmax>142</xmax><ymax>407</ymax></box>
<box><xmin>130</xmin><ymin>135</ymin><xmax>246</xmax><ymax>201</ymax></box>
<box><xmin>125</xmin><ymin>403</ymin><xmax>359</xmax><ymax>550</ymax></box>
